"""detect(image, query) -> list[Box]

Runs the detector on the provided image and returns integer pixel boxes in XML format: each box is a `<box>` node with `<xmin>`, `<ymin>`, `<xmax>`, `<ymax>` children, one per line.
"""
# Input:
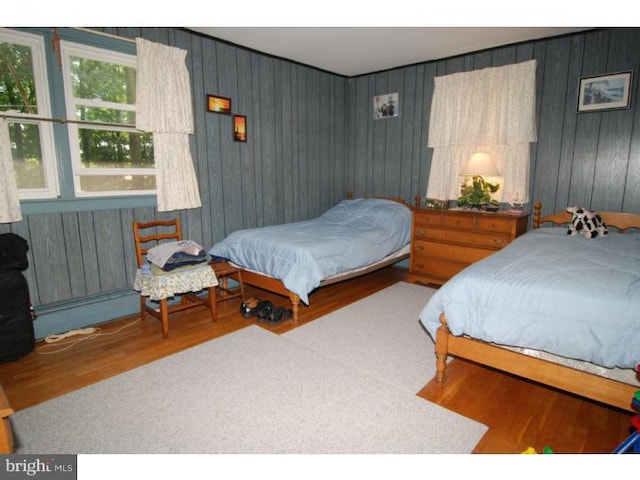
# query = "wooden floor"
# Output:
<box><xmin>0</xmin><ymin>266</ymin><xmax>633</xmax><ymax>454</ymax></box>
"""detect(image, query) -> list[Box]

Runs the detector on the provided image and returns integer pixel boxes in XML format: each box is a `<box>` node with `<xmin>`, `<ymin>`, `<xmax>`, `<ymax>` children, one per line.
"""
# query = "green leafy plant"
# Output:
<box><xmin>457</xmin><ymin>175</ymin><xmax>500</xmax><ymax>208</ymax></box>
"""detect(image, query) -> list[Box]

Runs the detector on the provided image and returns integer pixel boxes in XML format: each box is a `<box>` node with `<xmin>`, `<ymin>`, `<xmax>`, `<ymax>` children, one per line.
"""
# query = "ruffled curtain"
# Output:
<box><xmin>426</xmin><ymin>60</ymin><xmax>537</xmax><ymax>203</ymax></box>
<box><xmin>0</xmin><ymin>118</ymin><xmax>22</xmax><ymax>223</ymax></box>
<box><xmin>135</xmin><ymin>38</ymin><xmax>202</xmax><ymax>212</ymax></box>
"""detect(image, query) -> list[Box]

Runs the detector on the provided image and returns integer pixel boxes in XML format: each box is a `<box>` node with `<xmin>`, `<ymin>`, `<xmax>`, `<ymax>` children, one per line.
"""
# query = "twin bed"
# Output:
<box><xmin>209</xmin><ymin>195</ymin><xmax>414</xmax><ymax>323</ymax></box>
<box><xmin>419</xmin><ymin>202</ymin><xmax>640</xmax><ymax>412</ymax></box>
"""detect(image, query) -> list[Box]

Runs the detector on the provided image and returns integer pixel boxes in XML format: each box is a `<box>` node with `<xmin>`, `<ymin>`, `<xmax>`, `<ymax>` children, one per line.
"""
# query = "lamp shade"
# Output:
<box><xmin>460</xmin><ymin>152</ymin><xmax>501</xmax><ymax>177</ymax></box>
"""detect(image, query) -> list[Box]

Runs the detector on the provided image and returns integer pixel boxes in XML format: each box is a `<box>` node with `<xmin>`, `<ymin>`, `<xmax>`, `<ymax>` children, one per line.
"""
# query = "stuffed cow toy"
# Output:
<box><xmin>566</xmin><ymin>206</ymin><xmax>608</xmax><ymax>238</ymax></box>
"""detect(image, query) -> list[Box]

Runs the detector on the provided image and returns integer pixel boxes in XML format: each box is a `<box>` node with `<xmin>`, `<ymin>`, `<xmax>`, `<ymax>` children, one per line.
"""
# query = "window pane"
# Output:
<box><xmin>75</xmin><ymin>106</ymin><xmax>136</xmax><ymax>125</ymax></box>
<box><xmin>0</xmin><ymin>40</ymin><xmax>38</xmax><ymax>114</ymax></box>
<box><xmin>9</xmin><ymin>121</ymin><xmax>46</xmax><ymax>188</ymax></box>
<box><xmin>78</xmin><ymin>174</ymin><xmax>155</xmax><ymax>193</ymax></box>
<box><xmin>77</xmin><ymin>128</ymin><xmax>153</xmax><ymax>169</ymax></box>
<box><xmin>62</xmin><ymin>39</ymin><xmax>155</xmax><ymax>199</ymax></box>
<box><xmin>69</xmin><ymin>55</ymin><xmax>136</xmax><ymax>105</ymax></box>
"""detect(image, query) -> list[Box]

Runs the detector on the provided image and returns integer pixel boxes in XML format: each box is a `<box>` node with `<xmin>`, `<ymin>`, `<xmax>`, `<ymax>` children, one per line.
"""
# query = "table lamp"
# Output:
<box><xmin>457</xmin><ymin>152</ymin><xmax>502</xmax><ymax>210</ymax></box>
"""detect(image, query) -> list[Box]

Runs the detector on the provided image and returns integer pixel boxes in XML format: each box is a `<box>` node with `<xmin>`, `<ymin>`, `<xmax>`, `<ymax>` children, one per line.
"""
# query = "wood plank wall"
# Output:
<box><xmin>346</xmin><ymin>27</ymin><xmax>640</xmax><ymax>216</ymax></box>
<box><xmin>2</xmin><ymin>27</ymin><xmax>639</xmax><ymax>330</ymax></box>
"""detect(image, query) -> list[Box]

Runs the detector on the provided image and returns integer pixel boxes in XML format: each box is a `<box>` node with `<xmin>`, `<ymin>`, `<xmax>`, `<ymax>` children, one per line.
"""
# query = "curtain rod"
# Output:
<box><xmin>0</xmin><ymin>113</ymin><xmax>139</xmax><ymax>130</ymax></box>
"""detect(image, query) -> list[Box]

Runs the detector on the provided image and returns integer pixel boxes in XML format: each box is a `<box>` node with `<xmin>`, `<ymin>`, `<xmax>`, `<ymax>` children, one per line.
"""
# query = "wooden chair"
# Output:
<box><xmin>133</xmin><ymin>218</ymin><xmax>218</xmax><ymax>339</ymax></box>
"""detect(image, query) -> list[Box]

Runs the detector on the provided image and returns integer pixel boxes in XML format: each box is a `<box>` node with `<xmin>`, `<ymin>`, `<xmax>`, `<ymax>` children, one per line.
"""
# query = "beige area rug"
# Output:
<box><xmin>12</xmin><ymin>306</ymin><xmax>487</xmax><ymax>453</ymax></box>
<box><xmin>284</xmin><ymin>281</ymin><xmax>439</xmax><ymax>393</ymax></box>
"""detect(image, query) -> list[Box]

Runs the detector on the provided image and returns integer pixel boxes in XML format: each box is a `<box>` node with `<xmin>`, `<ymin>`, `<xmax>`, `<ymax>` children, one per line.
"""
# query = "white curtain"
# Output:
<box><xmin>426</xmin><ymin>60</ymin><xmax>537</xmax><ymax>204</ymax></box>
<box><xmin>0</xmin><ymin>118</ymin><xmax>22</xmax><ymax>223</ymax></box>
<box><xmin>135</xmin><ymin>38</ymin><xmax>202</xmax><ymax>212</ymax></box>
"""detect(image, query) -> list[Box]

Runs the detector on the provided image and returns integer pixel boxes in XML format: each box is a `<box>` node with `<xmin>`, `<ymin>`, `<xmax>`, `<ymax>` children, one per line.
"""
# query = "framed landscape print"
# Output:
<box><xmin>577</xmin><ymin>71</ymin><xmax>632</xmax><ymax>112</ymax></box>
<box><xmin>207</xmin><ymin>94</ymin><xmax>232</xmax><ymax>114</ymax></box>
<box><xmin>233</xmin><ymin>115</ymin><xmax>247</xmax><ymax>142</ymax></box>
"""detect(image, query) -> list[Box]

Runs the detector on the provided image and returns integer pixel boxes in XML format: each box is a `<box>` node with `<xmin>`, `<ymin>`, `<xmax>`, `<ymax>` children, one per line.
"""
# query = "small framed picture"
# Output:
<box><xmin>577</xmin><ymin>71</ymin><xmax>632</xmax><ymax>112</ymax></box>
<box><xmin>207</xmin><ymin>94</ymin><xmax>232</xmax><ymax>114</ymax></box>
<box><xmin>233</xmin><ymin>115</ymin><xmax>247</xmax><ymax>142</ymax></box>
<box><xmin>373</xmin><ymin>92</ymin><xmax>399</xmax><ymax>120</ymax></box>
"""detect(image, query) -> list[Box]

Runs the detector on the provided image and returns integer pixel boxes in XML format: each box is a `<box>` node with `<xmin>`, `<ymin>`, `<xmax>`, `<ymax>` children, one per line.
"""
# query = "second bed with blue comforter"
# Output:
<box><xmin>419</xmin><ymin>227</ymin><xmax>640</xmax><ymax>370</ymax></box>
<box><xmin>209</xmin><ymin>197</ymin><xmax>412</xmax><ymax>305</ymax></box>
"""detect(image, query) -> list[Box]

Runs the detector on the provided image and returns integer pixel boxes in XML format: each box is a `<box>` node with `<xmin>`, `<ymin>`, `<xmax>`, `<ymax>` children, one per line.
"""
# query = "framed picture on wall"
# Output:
<box><xmin>373</xmin><ymin>92</ymin><xmax>399</xmax><ymax>119</ymax></box>
<box><xmin>233</xmin><ymin>115</ymin><xmax>247</xmax><ymax>142</ymax></box>
<box><xmin>577</xmin><ymin>71</ymin><xmax>632</xmax><ymax>112</ymax></box>
<box><xmin>207</xmin><ymin>94</ymin><xmax>232</xmax><ymax>114</ymax></box>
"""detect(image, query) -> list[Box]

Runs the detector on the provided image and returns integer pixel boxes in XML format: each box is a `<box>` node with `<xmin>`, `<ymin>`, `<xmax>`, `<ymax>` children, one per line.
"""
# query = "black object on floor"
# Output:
<box><xmin>0</xmin><ymin>233</ymin><xmax>35</xmax><ymax>363</ymax></box>
<box><xmin>256</xmin><ymin>301</ymin><xmax>274</xmax><ymax>323</ymax></box>
<box><xmin>266</xmin><ymin>306</ymin><xmax>293</xmax><ymax>326</ymax></box>
<box><xmin>0</xmin><ymin>270</ymin><xmax>35</xmax><ymax>363</ymax></box>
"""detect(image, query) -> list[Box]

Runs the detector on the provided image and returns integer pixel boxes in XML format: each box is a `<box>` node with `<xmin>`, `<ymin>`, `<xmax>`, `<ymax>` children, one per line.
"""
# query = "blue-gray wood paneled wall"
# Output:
<box><xmin>2</xmin><ymin>27</ymin><xmax>639</xmax><ymax>337</ymax></box>
<box><xmin>346</xmin><ymin>27</ymin><xmax>640</xmax><ymax>216</ymax></box>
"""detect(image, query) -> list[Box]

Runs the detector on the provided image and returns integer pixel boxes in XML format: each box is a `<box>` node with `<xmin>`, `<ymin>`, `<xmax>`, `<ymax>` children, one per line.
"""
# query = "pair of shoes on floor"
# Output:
<box><xmin>240</xmin><ymin>298</ymin><xmax>292</xmax><ymax>325</ymax></box>
<box><xmin>256</xmin><ymin>301</ymin><xmax>292</xmax><ymax>326</ymax></box>
<box><xmin>265</xmin><ymin>305</ymin><xmax>292</xmax><ymax>326</ymax></box>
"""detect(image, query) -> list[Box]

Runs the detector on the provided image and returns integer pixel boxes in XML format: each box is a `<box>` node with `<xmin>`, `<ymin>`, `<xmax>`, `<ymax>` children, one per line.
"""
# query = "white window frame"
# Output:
<box><xmin>60</xmin><ymin>41</ymin><xmax>156</xmax><ymax>198</ymax></box>
<box><xmin>0</xmin><ymin>27</ymin><xmax>60</xmax><ymax>200</ymax></box>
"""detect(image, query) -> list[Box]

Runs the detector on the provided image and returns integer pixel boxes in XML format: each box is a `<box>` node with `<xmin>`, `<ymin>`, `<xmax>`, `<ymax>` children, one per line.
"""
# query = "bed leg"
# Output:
<box><xmin>435</xmin><ymin>352</ymin><xmax>447</xmax><ymax>384</ymax></box>
<box><xmin>289</xmin><ymin>293</ymin><xmax>300</xmax><ymax>324</ymax></box>
<box><xmin>435</xmin><ymin>314</ymin><xmax>451</xmax><ymax>384</ymax></box>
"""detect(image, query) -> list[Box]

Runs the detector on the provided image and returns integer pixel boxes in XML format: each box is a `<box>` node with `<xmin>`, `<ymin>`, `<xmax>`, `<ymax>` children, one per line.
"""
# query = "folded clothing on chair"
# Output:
<box><xmin>146</xmin><ymin>240</ymin><xmax>208</xmax><ymax>271</ymax></box>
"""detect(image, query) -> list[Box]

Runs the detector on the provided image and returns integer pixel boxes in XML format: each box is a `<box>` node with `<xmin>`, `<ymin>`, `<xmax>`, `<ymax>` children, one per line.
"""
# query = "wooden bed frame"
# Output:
<box><xmin>237</xmin><ymin>193</ymin><xmax>415</xmax><ymax>323</ymax></box>
<box><xmin>435</xmin><ymin>202</ymin><xmax>640</xmax><ymax>412</ymax></box>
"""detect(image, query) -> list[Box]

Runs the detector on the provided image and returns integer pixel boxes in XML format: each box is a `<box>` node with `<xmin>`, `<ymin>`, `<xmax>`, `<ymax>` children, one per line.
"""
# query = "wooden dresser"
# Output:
<box><xmin>407</xmin><ymin>208</ymin><xmax>528</xmax><ymax>286</ymax></box>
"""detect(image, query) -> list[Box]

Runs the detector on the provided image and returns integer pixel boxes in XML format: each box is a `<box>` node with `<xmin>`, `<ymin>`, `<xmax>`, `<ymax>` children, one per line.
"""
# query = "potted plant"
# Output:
<box><xmin>457</xmin><ymin>175</ymin><xmax>500</xmax><ymax>210</ymax></box>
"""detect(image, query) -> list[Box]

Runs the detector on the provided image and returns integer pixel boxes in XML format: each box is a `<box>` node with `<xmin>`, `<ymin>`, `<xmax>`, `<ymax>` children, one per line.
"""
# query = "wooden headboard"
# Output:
<box><xmin>533</xmin><ymin>202</ymin><xmax>640</xmax><ymax>232</ymax></box>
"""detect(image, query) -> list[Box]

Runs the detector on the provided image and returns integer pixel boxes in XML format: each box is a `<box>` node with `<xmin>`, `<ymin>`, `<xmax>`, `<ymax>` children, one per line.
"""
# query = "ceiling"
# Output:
<box><xmin>187</xmin><ymin>27</ymin><xmax>590</xmax><ymax>77</ymax></box>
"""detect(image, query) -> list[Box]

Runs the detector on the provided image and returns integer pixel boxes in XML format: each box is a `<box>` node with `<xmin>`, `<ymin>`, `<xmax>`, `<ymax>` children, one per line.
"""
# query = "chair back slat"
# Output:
<box><xmin>132</xmin><ymin>218</ymin><xmax>182</xmax><ymax>267</ymax></box>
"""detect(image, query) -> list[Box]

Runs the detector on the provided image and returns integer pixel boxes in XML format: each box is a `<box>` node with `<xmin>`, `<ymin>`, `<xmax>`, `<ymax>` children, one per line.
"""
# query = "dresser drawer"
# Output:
<box><xmin>413</xmin><ymin>211</ymin><xmax>443</xmax><ymax>228</ymax></box>
<box><xmin>411</xmin><ymin>256</ymin><xmax>469</xmax><ymax>281</ymax></box>
<box><xmin>442</xmin><ymin>215</ymin><xmax>475</xmax><ymax>229</ymax></box>
<box><xmin>475</xmin><ymin>216</ymin><xmax>515</xmax><ymax>233</ymax></box>
<box><xmin>418</xmin><ymin>228</ymin><xmax>511</xmax><ymax>250</ymax></box>
<box><xmin>412</xmin><ymin>240</ymin><xmax>493</xmax><ymax>264</ymax></box>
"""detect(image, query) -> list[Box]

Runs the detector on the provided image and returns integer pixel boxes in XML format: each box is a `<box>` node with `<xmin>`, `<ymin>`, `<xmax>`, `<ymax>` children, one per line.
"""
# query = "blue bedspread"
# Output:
<box><xmin>419</xmin><ymin>227</ymin><xmax>640</xmax><ymax>369</ymax></box>
<box><xmin>209</xmin><ymin>198</ymin><xmax>412</xmax><ymax>304</ymax></box>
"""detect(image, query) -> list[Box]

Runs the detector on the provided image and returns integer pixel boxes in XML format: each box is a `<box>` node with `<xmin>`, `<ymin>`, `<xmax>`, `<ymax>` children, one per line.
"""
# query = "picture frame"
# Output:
<box><xmin>207</xmin><ymin>94</ymin><xmax>232</xmax><ymax>114</ymax></box>
<box><xmin>373</xmin><ymin>92</ymin><xmax>399</xmax><ymax>120</ymax></box>
<box><xmin>577</xmin><ymin>71</ymin><xmax>632</xmax><ymax>112</ymax></box>
<box><xmin>233</xmin><ymin>115</ymin><xmax>247</xmax><ymax>142</ymax></box>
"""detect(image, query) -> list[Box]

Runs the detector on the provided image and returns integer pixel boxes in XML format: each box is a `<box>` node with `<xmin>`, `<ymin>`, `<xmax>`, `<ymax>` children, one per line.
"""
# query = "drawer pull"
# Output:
<box><xmin>493</xmin><ymin>238</ymin><xmax>504</xmax><ymax>246</ymax></box>
<box><xmin>417</xmin><ymin>229</ymin><xmax>426</xmax><ymax>236</ymax></box>
<box><xmin>416</xmin><ymin>245</ymin><xmax>425</xmax><ymax>251</ymax></box>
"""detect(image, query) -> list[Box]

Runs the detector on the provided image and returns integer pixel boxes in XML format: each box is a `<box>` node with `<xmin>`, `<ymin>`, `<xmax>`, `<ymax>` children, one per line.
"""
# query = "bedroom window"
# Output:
<box><xmin>1</xmin><ymin>27</ymin><xmax>158</xmax><ymax>208</ymax></box>
<box><xmin>61</xmin><ymin>41</ymin><xmax>155</xmax><ymax>197</ymax></box>
<box><xmin>0</xmin><ymin>28</ymin><xmax>60</xmax><ymax>199</ymax></box>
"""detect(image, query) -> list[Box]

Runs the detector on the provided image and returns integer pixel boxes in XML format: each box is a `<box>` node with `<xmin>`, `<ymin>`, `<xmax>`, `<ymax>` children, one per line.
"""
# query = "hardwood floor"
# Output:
<box><xmin>0</xmin><ymin>266</ymin><xmax>633</xmax><ymax>454</ymax></box>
